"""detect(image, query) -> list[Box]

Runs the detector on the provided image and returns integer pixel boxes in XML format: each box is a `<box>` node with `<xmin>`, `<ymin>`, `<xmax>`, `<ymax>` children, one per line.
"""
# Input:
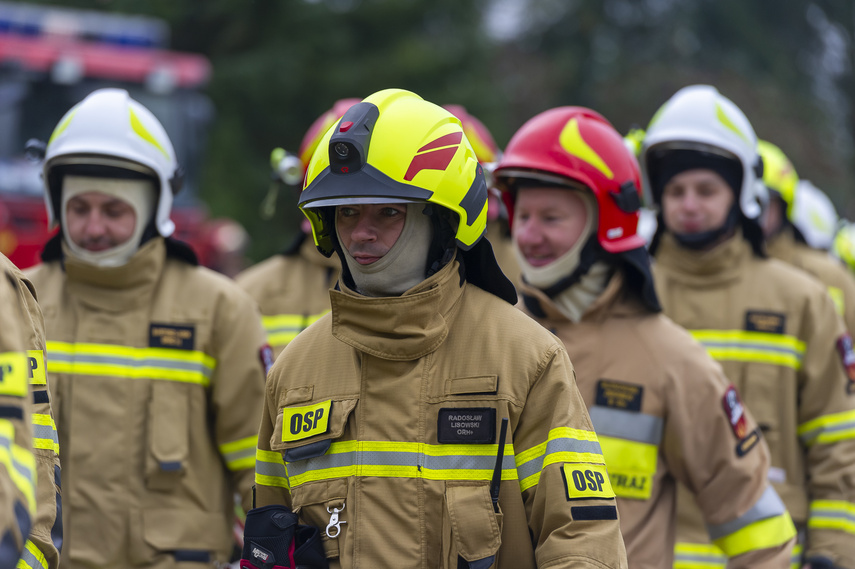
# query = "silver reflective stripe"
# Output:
<box><xmin>33</xmin><ymin>423</ymin><xmax>58</xmax><ymax>446</ymax></box>
<box><xmin>588</xmin><ymin>406</ymin><xmax>663</xmax><ymax>445</ymax></box>
<box><xmin>49</xmin><ymin>353</ymin><xmax>213</xmax><ymax>375</ymax></box>
<box><xmin>706</xmin><ymin>486</ymin><xmax>787</xmax><ymax>540</ymax></box>
<box><xmin>286</xmin><ymin>449</ymin><xmax>517</xmax><ymax>478</ymax></box>
<box><xmin>516</xmin><ymin>437</ymin><xmax>602</xmax><ymax>481</ymax></box>
<box><xmin>19</xmin><ymin>541</ymin><xmax>48</xmax><ymax>569</ymax></box>
<box><xmin>255</xmin><ymin>459</ymin><xmax>288</xmax><ymax>479</ymax></box>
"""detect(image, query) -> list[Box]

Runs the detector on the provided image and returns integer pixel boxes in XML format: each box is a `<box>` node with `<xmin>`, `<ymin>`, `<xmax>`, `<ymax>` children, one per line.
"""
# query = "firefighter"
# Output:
<box><xmin>493</xmin><ymin>105</ymin><xmax>795</xmax><ymax>568</ymax></box>
<box><xmin>253</xmin><ymin>89</ymin><xmax>628</xmax><ymax>568</ymax></box>
<box><xmin>757</xmin><ymin>139</ymin><xmax>855</xmax><ymax>336</ymax></box>
<box><xmin>442</xmin><ymin>104</ymin><xmax>520</xmax><ymax>287</ymax></box>
<box><xmin>640</xmin><ymin>85</ymin><xmax>855</xmax><ymax>569</ymax></box>
<box><xmin>0</xmin><ymin>253</ymin><xmax>61</xmax><ymax>569</ymax></box>
<box><xmin>25</xmin><ymin>88</ymin><xmax>269</xmax><ymax>569</ymax></box>
<box><xmin>0</xmin><ymin>254</ymin><xmax>37</xmax><ymax>568</ymax></box>
<box><xmin>235</xmin><ymin>99</ymin><xmax>358</xmax><ymax>358</ymax></box>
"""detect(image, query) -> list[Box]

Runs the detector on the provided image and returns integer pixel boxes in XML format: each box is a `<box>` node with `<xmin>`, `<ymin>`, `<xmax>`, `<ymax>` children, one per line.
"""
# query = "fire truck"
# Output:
<box><xmin>0</xmin><ymin>2</ymin><xmax>230</xmax><ymax>269</ymax></box>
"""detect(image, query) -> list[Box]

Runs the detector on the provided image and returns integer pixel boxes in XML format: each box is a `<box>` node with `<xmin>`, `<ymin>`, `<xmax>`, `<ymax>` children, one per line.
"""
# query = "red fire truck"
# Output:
<box><xmin>0</xmin><ymin>2</ymin><xmax>230</xmax><ymax>269</ymax></box>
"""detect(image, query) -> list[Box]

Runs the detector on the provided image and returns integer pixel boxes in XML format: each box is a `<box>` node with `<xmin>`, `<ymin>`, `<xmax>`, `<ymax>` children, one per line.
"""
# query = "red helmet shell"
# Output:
<box><xmin>442</xmin><ymin>104</ymin><xmax>501</xmax><ymax>165</ymax></box>
<box><xmin>298</xmin><ymin>98</ymin><xmax>362</xmax><ymax>173</ymax></box>
<box><xmin>494</xmin><ymin>106</ymin><xmax>644</xmax><ymax>253</ymax></box>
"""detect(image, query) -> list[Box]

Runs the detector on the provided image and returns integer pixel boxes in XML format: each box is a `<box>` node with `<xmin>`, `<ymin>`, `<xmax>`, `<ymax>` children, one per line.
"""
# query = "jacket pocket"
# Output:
<box><xmin>145</xmin><ymin>381</ymin><xmax>189</xmax><ymax>490</ymax></box>
<box><xmin>289</xmin><ymin>478</ymin><xmax>349</xmax><ymax>561</ymax></box>
<box><xmin>442</xmin><ymin>482</ymin><xmax>503</xmax><ymax>569</ymax></box>
<box><xmin>270</xmin><ymin>397</ymin><xmax>358</xmax><ymax>456</ymax></box>
<box><xmin>129</xmin><ymin>508</ymin><xmax>231</xmax><ymax>565</ymax></box>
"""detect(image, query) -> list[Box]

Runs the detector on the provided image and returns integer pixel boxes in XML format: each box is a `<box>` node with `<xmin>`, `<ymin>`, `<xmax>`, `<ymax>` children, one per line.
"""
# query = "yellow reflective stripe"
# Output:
<box><xmin>515</xmin><ymin>427</ymin><xmax>605</xmax><ymax>492</ymax></box>
<box><xmin>219</xmin><ymin>435</ymin><xmax>257</xmax><ymax>471</ymax></box>
<box><xmin>558</xmin><ymin>117</ymin><xmax>614</xmax><ymax>179</ymax></box>
<box><xmin>828</xmin><ymin>286</ymin><xmax>844</xmax><ymax>316</ymax></box>
<box><xmin>598</xmin><ymin>435</ymin><xmax>657</xmax><ymax>500</ymax></box>
<box><xmin>673</xmin><ymin>542</ymin><xmax>726</xmax><ymax>569</ymax></box>
<box><xmin>32</xmin><ymin>413</ymin><xmax>59</xmax><ymax>454</ymax></box>
<box><xmin>790</xmin><ymin>543</ymin><xmax>803</xmax><ymax>569</ymax></box>
<box><xmin>808</xmin><ymin>500</ymin><xmax>855</xmax><ymax>535</ymax></box>
<box><xmin>690</xmin><ymin>329</ymin><xmax>805</xmax><ymax>369</ymax></box>
<box><xmin>16</xmin><ymin>539</ymin><xmax>48</xmax><ymax>569</ymax></box>
<box><xmin>46</xmin><ymin>341</ymin><xmax>216</xmax><ymax>386</ymax></box>
<box><xmin>0</xmin><ymin>420</ymin><xmax>36</xmax><ymax>515</ymax></box>
<box><xmin>712</xmin><ymin>513</ymin><xmax>796</xmax><ymax>558</ymax></box>
<box><xmin>797</xmin><ymin>409</ymin><xmax>855</xmax><ymax>446</ymax></box>
<box><xmin>262</xmin><ymin>312</ymin><xmax>327</xmax><ymax>348</ymax></box>
<box><xmin>284</xmin><ymin>440</ymin><xmax>519</xmax><ymax>489</ymax></box>
<box><xmin>129</xmin><ymin>107</ymin><xmax>169</xmax><ymax>158</ymax></box>
<box><xmin>255</xmin><ymin>448</ymin><xmax>289</xmax><ymax>489</ymax></box>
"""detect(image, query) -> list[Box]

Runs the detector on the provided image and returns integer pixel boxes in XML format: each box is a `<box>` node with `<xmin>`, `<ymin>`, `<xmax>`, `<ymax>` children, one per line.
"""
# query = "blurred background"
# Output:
<box><xmin>0</xmin><ymin>0</ymin><xmax>852</xmax><ymax>272</ymax></box>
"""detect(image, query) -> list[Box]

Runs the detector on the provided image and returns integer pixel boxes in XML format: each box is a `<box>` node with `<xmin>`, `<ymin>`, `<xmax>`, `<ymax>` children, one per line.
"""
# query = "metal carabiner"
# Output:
<box><xmin>325</xmin><ymin>502</ymin><xmax>346</xmax><ymax>538</ymax></box>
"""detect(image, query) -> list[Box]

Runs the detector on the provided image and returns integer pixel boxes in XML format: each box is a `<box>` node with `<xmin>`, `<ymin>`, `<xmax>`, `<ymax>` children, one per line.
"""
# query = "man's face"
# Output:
<box><xmin>65</xmin><ymin>191</ymin><xmax>137</xmax><ymax>252</ymax></box>
<box><xmin>661</xmin><ymin>169</ymin><xmax>735</xmax><ymax>235</ymax></box>
<box><xmin>513</xmin><ymin>187</ymin><xmax>589</xmax><ymax>267</ymax></box>
<box><xmin>335</xmin><ymin>203</ymin><xmax>407</xmax><ymax>264</ymax></box>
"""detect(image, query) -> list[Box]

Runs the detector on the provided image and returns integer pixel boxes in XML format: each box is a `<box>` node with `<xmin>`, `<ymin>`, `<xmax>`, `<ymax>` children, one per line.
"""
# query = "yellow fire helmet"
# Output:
<box><xmin>299</xmin><ymin>88</ymin><xmax>488</xmax><ymax>257</ymax></box>
<box><xmin>756</xmin><ymin>139</ymin><xmax>799</xmax><ymax>218</ymax></box>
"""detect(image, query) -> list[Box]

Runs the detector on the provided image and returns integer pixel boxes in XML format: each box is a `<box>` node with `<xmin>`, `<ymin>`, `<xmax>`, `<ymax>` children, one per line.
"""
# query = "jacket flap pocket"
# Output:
<box><xmin>445</xmin><ymin>376</ymin><xmax>498</xmax><ymax>395</ymax></box>
<box><xmin>271</xmin><ymin>397</ymin><xmax>357</xmax><ymax>452</ymax></box>
<box><xmin>142</xmin><ymin>508</ymin><xmax>230</xmax><ymax>551</ymax></box>
<box><xmin>445</xmin><ymin>483</ymin><xmax>501</xmax><ymax>562</ymax></box>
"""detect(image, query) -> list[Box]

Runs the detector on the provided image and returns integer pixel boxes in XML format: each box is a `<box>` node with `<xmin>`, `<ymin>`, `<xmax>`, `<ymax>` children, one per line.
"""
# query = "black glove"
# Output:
<box><xmin>240</xmin><ymin>505</ymin><xmax>329</xmax><ymax>569</ymax></box>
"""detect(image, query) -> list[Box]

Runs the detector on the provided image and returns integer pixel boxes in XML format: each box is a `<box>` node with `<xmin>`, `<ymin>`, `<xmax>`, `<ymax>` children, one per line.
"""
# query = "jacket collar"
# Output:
<box><xmin>520</xmin><ymin>270</ymin><xmax>645</xmax><ymax>324</ymax></box>
<box><xmin>329</xmin><ymin>258</ymin><xmax>465</xmax><ymax>361</ymax></box>
<box><xmin>64</xmin><ymin>237</ymin><xmax>165</xmax><ymax>295</ymax></box>
<box><xmin>654</xmin><ymin>230</ymin><xmax>751</xmax><ymax>282</ymax></box>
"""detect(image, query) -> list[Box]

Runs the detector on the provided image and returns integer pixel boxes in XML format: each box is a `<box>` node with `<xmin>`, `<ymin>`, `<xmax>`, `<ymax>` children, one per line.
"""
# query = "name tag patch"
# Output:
<box><xmin>722</xmin><ymin>385</ymin><xmax>748</xmax><ymax>438</ymax></box>
<box><xmin>27</xmin><ymin>350</ymin><xmax>46</xmax><ymax>386</ymax></box>
<box><xmin>437</xmin><ymin>408</ymin><xmax>495</xmax><ymax>444</ymax></box>
<box><xmin>736</xmin><ymin>427</ymin><xmax>761</xmax><ymax>457</ymax></box>
<box><xmin>562</xmin><ymin>463</ymin><xmax>616</xmax><ymax>501</ymax></box>
<box><xmin>595</xmin><ymin>379</ymin><xmax>643</xmax><ymax>411</ymax></box>
<box><xmin>744</xmin><ymin>311</ymin><xmax>785</xmax><ymax>334</ymax></box>
<box><xmin>149</xmin><ymin>324</ymin><xmax>195</xmax><ymax>350</ymax></box>
<box><xmin>282</xmin><ymin>400</ymin><xmax>332</xmax><ymax>442</ymax></box>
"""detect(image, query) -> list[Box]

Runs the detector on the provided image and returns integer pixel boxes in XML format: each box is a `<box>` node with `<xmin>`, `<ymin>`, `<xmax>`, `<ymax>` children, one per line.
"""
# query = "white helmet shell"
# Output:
<box><xmin>640</xmin><ymin>84</ymin><xmax>761</xmax><ymax>219</ymax></box>
<box><xmin>792</xmin><ymin>179</ymin><xmax>837</xmax><ymax>250</ymax></box>
<box><xmin>44</xmin><ymin>88</ymin><xmax>179</xmax><ymax>237</ymax></box>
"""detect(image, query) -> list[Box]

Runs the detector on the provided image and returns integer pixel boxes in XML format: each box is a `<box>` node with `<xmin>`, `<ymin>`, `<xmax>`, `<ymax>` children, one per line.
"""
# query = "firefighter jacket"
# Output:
<box><xmin>652</xmin><ymin>232</ymin><xmax>855</xmax><ymax>569</ymax></box>
<box><xmin>517</xmin><ymin>271</ymin><xmax>795</xmax><ymax>569</ymax></box>
<box><xmin>0</xmin><ymin>254</ymin><xmax>61</xmax><ymax>569</ymax></box>
<box><xmin>26</xmin><ymin>236</ymin><xmax>269</xmax><ymax>569</ymax></box>
<box><xmin>236</xmin><ymin>234</ymin><xmax>340</xmax><ymax>358</ymax></box>
<box><xmin>768</xmin><ymin>227</ymin><xmax>855</xmax><ymax>337</ymax></box>
<box><xmin>0</xmin><ymin>256</ymin><xmax>36</xmax><ymax>568</ymax></box>
<box><xmin>255</xmin><ymin>257</ymin><xmax>629</xmax><ymax>569</ymax></box>
<box><xmin>486</xmin><ymin>220</ymin><xmax>520</xmax><ymax>288</ymax></box>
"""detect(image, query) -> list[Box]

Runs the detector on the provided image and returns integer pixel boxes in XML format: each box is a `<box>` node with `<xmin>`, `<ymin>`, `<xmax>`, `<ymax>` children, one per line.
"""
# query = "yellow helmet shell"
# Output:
<box><xmin>757</xmin><ymin>139</ymin><xmax>799</xmax><ymax>218</ymax></box>
<box><xmin>299</xmin><ymin>89</ymin><xmax>487</xmax><ymax>256</ymax></box>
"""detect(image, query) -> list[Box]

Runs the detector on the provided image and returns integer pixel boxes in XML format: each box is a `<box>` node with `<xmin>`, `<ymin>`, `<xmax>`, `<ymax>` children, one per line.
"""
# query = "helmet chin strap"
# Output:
<box><xmin>673</xmin><ymin>204</ymin><xmax>740</xmax><ymax>250</ymax></box>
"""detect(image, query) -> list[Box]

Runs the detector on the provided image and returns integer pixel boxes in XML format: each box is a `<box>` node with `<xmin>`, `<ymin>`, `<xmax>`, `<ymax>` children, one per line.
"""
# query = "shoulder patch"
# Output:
<box><xmin>437</xmin><ymin>408</ymin><xmax>495</xmax><ymax>444</ymax></box>
<box><xmin>0</xmin><ymin>352</ymin><xmax>28</xmax><ymax>397</ymax></box>
<box><xmin>744</xmin><ymin>310</ymin><xmax>785</xmax><ymax>334</ymax></box>
<box><xmin>282</xmin><ymin>400</ymin><xmax>332</xmax><ymax>442</ymax></box>
<box><xmin>595</xmin><ymin>379</ymin><xmax>643</xmax><ymax>412</ymax></box>
<box><xmin>561</xmin><ymin>463</ymin><xmax>615</xmax><ymax>501</ymax></box>
<box><xmin>835</xmin><ymin>333</ymin><xmax>855</xmax><ymax>394</ymax></box>
<box><xmin>722</xmin><ymin>385</ymin><xmax>747</xmax><ymax>438</ymax></box>
<box><xmin>259</xmin><ymin>344</ymin><xmax>275</xmax><ymax>377</ymax></box>
<box><xmin>149</xmin><ymin>323</ymin><xmax>195</xmax><ymax>350</ymax></box>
